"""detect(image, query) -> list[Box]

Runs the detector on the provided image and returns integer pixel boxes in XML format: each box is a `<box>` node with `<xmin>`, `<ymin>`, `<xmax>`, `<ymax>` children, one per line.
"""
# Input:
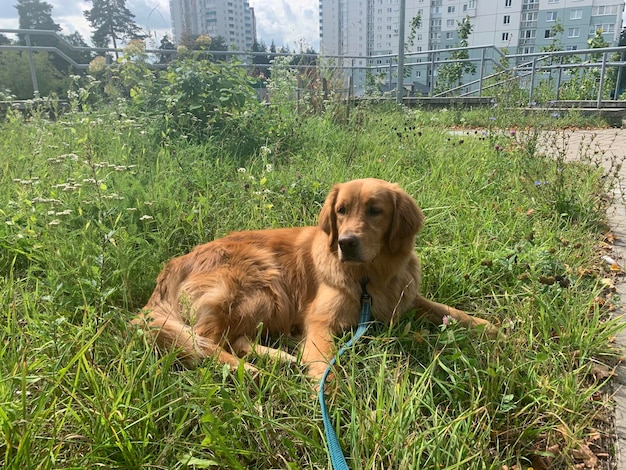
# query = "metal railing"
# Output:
<box><xmin>1</xmin><ymin>28</ymin><xmax>625</xmax><ymax>108</ymax></box>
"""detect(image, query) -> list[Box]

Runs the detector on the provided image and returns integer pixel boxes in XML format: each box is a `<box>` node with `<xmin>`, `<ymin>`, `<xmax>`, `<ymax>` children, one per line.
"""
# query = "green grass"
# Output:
<box><xmin>0</xmin><ymin>103</ymin><xmax>623</xmax><ymax>469</ymax></box>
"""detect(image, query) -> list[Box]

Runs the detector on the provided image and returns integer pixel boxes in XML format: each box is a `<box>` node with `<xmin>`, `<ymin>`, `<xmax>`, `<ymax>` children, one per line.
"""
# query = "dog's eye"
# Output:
<box><xmin>368</xmin><ymin>206</ymin><xmax>382</xmax><ymax>216</ymax></box>
<box><xmin>337</xmin><ymin>206</ymin><xmax>347</xmax><ymax>215</ymax></box>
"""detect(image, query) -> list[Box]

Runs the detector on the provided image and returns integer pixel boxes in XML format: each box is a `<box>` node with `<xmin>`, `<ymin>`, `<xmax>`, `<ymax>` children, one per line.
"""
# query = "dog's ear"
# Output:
<box><xmin>319</xmin><ymin>184</ymin><xmax>340</xmax><ymax>247</ymax></box>
<box><xmin>388</xmin><ymin>187</ymin><xmax>424</xmax><ymax>253</ymax></box>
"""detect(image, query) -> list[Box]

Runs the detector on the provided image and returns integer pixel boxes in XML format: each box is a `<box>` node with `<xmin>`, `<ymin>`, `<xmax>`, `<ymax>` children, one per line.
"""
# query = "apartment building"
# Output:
<box><xmin>319</xmin><ymin>0</ymin><xmax>624</xmax><ymax>95</ymax></box>
<box><xmin>169</xmin><ymin>0</ymin><xmax>256</xmax><ymax>50</ymax></box>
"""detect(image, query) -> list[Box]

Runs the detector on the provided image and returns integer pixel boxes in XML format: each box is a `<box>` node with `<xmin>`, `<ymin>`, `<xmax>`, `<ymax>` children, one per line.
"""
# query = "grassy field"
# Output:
<box><xmin>0</xmin><ymin>101</ymin><xmax>624</xmax><ymax>469</ymax></box>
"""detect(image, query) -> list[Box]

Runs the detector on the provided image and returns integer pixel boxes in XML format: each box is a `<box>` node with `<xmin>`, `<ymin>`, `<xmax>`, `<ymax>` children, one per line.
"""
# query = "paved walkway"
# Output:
<box><xmin>540</xmin><ymin>129</ymin><xmax>626</xmax><ymax>468</ymax></box>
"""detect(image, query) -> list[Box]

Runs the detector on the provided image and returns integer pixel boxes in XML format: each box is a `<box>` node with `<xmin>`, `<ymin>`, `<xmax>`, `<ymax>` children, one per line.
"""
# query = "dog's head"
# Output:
<box><xmin>319</xmin><ymin>178</ymin><xmax>424</xmax><ymax>262</ymax></box>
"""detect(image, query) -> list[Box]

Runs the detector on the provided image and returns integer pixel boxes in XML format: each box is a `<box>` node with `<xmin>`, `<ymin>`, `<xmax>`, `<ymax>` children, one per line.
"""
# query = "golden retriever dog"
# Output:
<box><xmin>132</xmin><ymin>178</ymin><xmax>495</xmax><ymax>380</ymax></box>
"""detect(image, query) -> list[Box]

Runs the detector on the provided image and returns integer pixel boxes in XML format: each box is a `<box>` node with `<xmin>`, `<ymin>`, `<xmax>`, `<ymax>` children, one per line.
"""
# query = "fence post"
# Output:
<box><xmin>555</xmin><ymin>56</ymin><xmax>562</xmax><ymax>101</ymax></box>
<box><xmin>351</xmin><ymin>58</ymin><xmax>355</xmax><ymax>99</ymax></box>
<box><xmin>296</xmin><ymin>74</ymin><xmax>301</xmax><ymax>114</ymax></box>
<box><xmin>614</xmin><ymin>51</ymin><xmax>624</xmax><ymax>100</ymax></box>
<box><xmin>478</xmin><ymin>47</ymin><xmax>486</xmax><ymax>97</ymax></box>
<box><xmin>347</xmin><ymin>75</ymin><xmax>353</xmax><ymax>120</ymax></box>
<box><xmin>529</xmin><ymin>56</ymin><xmax>537</xmax><ymax>105</ymax></box>
<box><xmin>597</xmin><ymin>52</ymin><xmax>607</xmax><ymax>109</ymax></box>
<box><xmin>25</xmin><ymin>34</ymin><xmax>40</xmax><ymax>97</ymax></box>
<box><xmin>429</xmin><ymin>53</ymin><xmax>435</xmax><ymax>96</ymax></box>
<box><xmin>396</xmin><ymin>0</ymin><xmax>406</xmax><ymax>104</ymax></box>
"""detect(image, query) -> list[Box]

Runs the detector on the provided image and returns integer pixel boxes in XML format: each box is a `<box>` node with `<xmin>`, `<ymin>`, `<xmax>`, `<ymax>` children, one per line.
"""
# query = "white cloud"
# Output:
<box><xmin>1</xmin><ymin>0</ymin><xmax>320</xmax><ymax>51</ymax></box>
<box><xmin>249</xmin><ymin>0</ymin><xmax>318</xmax><ymax>50</ymax></box>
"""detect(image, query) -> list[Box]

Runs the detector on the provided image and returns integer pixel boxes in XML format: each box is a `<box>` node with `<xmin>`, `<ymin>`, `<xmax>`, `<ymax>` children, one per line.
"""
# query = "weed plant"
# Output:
<box><xmin>0</xmin><ymin>95</ymin><xmax>623</xmax><ymax>469</ymax></box>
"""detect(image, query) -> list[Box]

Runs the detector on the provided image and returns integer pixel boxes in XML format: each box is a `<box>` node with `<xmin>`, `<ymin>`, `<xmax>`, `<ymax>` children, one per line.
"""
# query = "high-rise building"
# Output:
<box><xmin>169</xmin><ymin>0</ymin><xmax>256</xmax><ymax>50</ymax></box>
<box><xmin>319</xmin><ymin>0</ymin><xmax>624</xmax><ymax>95</ymax></box>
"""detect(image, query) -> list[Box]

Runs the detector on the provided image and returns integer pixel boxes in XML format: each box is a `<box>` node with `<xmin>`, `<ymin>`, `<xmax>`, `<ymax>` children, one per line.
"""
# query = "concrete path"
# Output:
<box><xmin>540</xmin><ymin>129</ymin><xmax>626</xmax><ymax>468</ymax></box>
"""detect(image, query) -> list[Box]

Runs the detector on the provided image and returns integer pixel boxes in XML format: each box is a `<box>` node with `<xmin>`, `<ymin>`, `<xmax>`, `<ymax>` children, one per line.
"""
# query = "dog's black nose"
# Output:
<box><xmin>338</xmin><ymin>234</ymin><xmax>359</xmax><ymax>250</ymax></box>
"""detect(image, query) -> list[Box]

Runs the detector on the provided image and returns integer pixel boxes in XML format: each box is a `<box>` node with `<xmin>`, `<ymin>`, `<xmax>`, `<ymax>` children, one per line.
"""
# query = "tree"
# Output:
<box><xmin>405</xmin><ymin>14</ymin><xmax>422</xmax><ymax>52</ymax></box>
<box><xmin>588</xmin><ymin>27</ymin><xmax>609</xmax><ymax>62</ymax></box>
<box><xmin>251</xmin><ymin>40</ymin><xmax>270</xmax><ymax>77</ymax></box>
<box><xmin>15</xmin><ymin>0</ymin><xmax>61</xmax><ymax>46</ymax></box>
<box><xmin>59</xmin><ymin>31</ymin><xmax>93</xmax><ymax>66</ymax></box>
<box><xmin>559</xmin><ymin>28</ymin><xmax>611</xmax><ymax>100</ymax></box>
<box><xmin>541</xmin><ymin>21</ymin><xmax>565</xmax><ymax>66</ymax></box>
<box><xmin>177</xmin><ymin>34</ymin><xmax>229</xmax><ymax>61</ymax></box>
<box><xmin>157</xmin><ymin>35</ymin><xmax>175</xmax><ymax>64</ymax></box>
<box><xmin>84</xmin><ymin>0</ymin><xmax>143</xmax><ymax>53</ymax></box>
<box><xmin>436</xmin><ymin>16</ymin><xmax>476</xmax><ymax>93</ymax></box>
<box><xmin>14</xmin><ymin>0</ymin><xmax>76</xmax><ymax>84</ymax></box>
<box><xmin>0</xmin><ymin>50</ymin><xmax>69</xmax><ymax>98</ymax></box>
<box><xmin>209</xmin><ymin>36</ymin><xmax>228</xmax><ymax>52</ymax></box>
<box><xmin>290</xmin><ymin>41</ymin><xmax>317</xmax><ymax>68</ymax></box>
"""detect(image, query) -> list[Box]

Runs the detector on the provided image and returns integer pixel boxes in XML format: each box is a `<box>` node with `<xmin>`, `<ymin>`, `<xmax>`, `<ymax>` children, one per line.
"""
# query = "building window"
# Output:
<box><xmin>570</xmin><ymin>9</ymin><xmax>582</xmax><ymax>20</ymax></box>
<box><xmin>544</xmin><ymin>29</ymin><xmax>552</xmax><ymax>38</ymax></box>
<box><xmin>522</xmin><ymin>11</ymin><xmax>538</xmax><ymax>22</ymax></box>
<box><xmin>548</xmin><ymin>0</ymin><xmax>559</xmax><ymax>3</ymax></box>
<box><xmin>503</xmin><ymin>15</ymin><xmax>510</xmax><ymax>24</ymax></box>
<box><xmin>593</xmin><ymin>5</ymin><xmax>618</xmax><ymax>16</ymax></box>
<box><xmin>447</xmin><ymin>19</ymin><xmax>455</xmax><ymax>27</ymax></box>
<box><xmin>505</xmin><ymin>0</ymin><xmax>512</xmax><ymax>6</ymax></box>
<box><xmin>591</xmin><ymin>24</ymin><xmax>615</xmax><ymax>34</ymax></box>
<box><xmin>447</xmin><ymin>6</ymin><xmax>455</xmax><ymax>13</ymax></box>
<box><xmin>567</xmin><ymin>27</ymin><xmax>580</xmax><ymax>37</ymax></box>
<box><xmin>446</xmin><ymin>32</ymin><xmax>453</xmax><ymax>39</ymax></box>
<box><xmin>502</xmin><ymin>32</ymin><xmax>510</xmax><ymax>40</ymax></box>
<box><xmin>546</xmin><ymin>11</ymin><xmax>558</xmax><ymax>22</ymax></box>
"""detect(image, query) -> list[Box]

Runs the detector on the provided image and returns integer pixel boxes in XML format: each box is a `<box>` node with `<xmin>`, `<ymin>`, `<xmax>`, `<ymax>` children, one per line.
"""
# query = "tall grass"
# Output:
<box><xmin>0</xmin><ymin>102</ymin><xmax>622</xmax><ymax>469</ymax></box>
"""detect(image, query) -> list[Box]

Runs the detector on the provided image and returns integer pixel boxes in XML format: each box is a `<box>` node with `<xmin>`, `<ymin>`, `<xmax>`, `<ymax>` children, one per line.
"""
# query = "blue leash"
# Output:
<box><xmin>318</xmin><ymin>280</ymin><xmax>372</xmax><ymax>470</ymax></box>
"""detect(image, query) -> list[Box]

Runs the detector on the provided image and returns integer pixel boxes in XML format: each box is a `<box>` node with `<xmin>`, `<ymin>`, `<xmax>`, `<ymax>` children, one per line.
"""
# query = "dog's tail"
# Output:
<box><xmin>131</xmin><ymin>307</ymin><xmax>210</xmax><ymax>367</ymax></box>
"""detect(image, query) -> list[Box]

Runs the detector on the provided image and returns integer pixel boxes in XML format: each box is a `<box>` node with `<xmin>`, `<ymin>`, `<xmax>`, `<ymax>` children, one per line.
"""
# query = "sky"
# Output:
<box><xmin>0</xmin><ymin>0</ymin><xmax>320</xmax><ymax>50</ymax></box>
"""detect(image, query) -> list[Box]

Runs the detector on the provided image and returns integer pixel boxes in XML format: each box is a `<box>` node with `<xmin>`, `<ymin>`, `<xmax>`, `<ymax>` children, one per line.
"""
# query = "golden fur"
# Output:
<box><xmin>132</xmin><ymin>178</ymin><xmax>495</xmax><ymax>379</ymax></box>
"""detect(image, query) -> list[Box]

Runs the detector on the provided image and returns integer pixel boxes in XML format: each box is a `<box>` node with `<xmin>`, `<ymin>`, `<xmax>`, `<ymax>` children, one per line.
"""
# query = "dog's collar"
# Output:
<box><xmin>360</xmin><ymin>277</ymin><xmax>372</xmax><ymax>307</ymax></box>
